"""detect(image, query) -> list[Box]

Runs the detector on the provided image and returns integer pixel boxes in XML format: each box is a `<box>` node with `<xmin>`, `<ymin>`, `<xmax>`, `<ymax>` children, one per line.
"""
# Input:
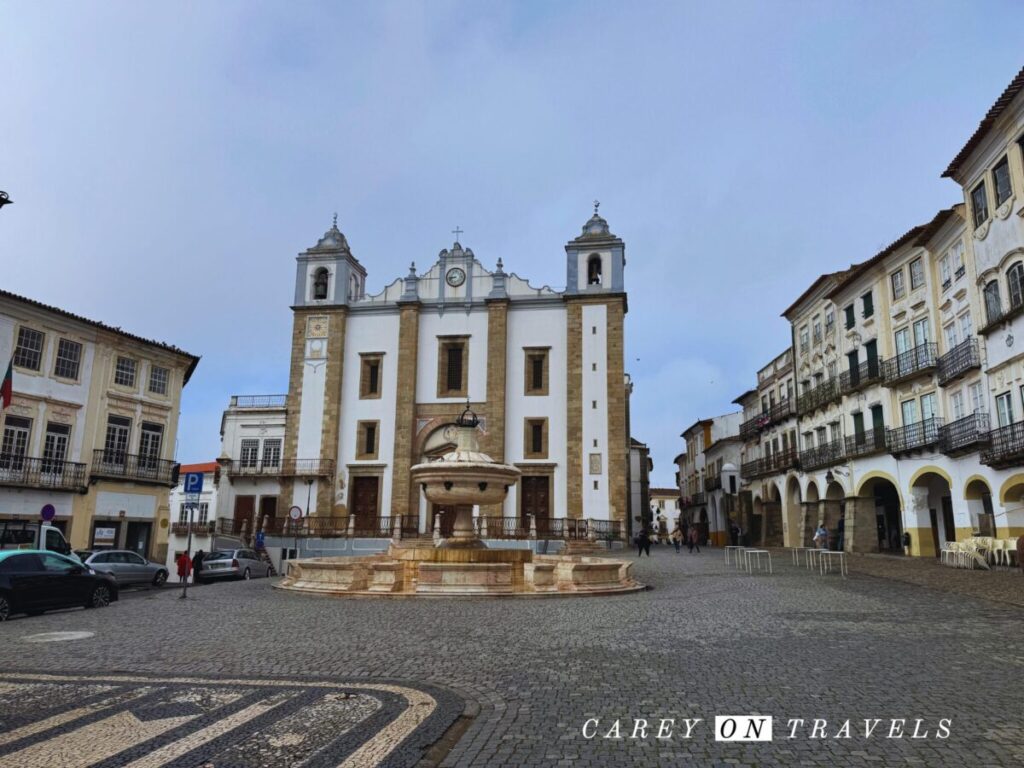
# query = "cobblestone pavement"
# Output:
<box><xmin>0</xmin><ymin>548</ymin><xmax>1021</xmax><ymax>767</ymax></box>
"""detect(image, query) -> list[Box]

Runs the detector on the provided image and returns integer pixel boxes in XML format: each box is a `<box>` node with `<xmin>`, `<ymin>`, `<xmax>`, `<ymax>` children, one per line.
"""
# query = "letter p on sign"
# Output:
<box><xmin>184</xmin><ymin>472</ymin><xmax>204</xmax><ymax>494</ymax></box>
<box><xmin>715</xmin><ymin>716</ymin><xmax>773</xmax><ymax>742</ymax></box>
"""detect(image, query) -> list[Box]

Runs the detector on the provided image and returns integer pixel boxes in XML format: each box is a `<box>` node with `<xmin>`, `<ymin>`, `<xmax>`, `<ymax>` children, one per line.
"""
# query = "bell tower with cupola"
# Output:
<box><xmin>564</xmin><ymin>202</ymin><xmax>626</xmax><ymax>295</ymax></box>
<box><xmin>293</xmin><ymin>215</ymin><xmax>368</xmax><ymax>308</ymax></box>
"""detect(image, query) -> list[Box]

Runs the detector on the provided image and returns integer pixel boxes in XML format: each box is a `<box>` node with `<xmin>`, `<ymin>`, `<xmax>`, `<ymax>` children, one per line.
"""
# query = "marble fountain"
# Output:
<box><xmin>278</xmin><ymin>408</ymin><xmax>643</xmax><ymax>598</ymax></box>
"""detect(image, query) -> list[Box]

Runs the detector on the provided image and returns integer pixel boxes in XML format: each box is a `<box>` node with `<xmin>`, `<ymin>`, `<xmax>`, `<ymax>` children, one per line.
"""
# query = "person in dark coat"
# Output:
<box><xmin>192</xmin><ymin>549</ymin><xmax>205</xmax><ymax>583</ymax></box>
<box><xmin>635</xmin><ymin>528</ymin><xmax>652</xmax><ymax>557</ymax></box>
<box><xmin>687</xmin><ymin>526</ymin><xmax>701</xmax><ymax>554</ymax></box>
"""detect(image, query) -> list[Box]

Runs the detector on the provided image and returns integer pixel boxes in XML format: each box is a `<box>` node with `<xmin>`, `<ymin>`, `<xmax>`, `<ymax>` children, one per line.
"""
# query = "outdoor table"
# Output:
<box><xmin>819</xmin><ymin>550</ymin><xmax>848</xmax><ymax>578</ymax></box>
<box><xmin>725</xmin><ymin>545</ymin><xmax>746</xmax><ymax>565</ymax></box>
<box><xmin>744</xmin><ymin>548</ymin><xmax>773</xmax><ymax>574</ymax></box>
<box><xmin>790</xmin><ymin>546</ymin><xmax>817</xmax><ymax>566</ymax></box>
<box><xmin>805</xmin><ymin>548</ymin><xmax>824</xmax><ymax>570</ymax></box>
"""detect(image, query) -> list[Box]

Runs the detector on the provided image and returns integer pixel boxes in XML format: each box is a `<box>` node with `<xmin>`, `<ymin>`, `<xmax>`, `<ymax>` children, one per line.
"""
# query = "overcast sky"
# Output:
<box><xmin>2</xmin><ymin>1</ymin><xmax>1022</xmax><ymax>486</ymax></box>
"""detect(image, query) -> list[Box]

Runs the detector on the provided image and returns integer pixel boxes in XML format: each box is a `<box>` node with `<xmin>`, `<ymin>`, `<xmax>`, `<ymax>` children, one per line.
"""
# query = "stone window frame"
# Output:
<box><xmin>53</xmin><ymin>337</ymin><xmax>82</xmax><ymax>381</ymax></box>
<box><xmin>356</xmin><ymin>420</ymin><xmax>380</xmax><ymax>460</ymax></box>
<box><xmin>312</xmin><ymin>267</ymin><xmax>330</xmax><ymax>301</ymax></box>
<box><xmin>890</xmin><ymin>268</ymin><xmax>905</xmax><ymax>301</ymax></box>
<box><xmin>908</xmin><ymin>257</ymin><xmax>925</xmax><ymax>291</ymax></box>
<box><xmin>12</xmin><ymin>325</ymin><xmax>45</xmax><ymax>372</ymax></box>
<box><xmin>436</xmin><ymin>335</ymin><xmax>469</xmax><ymax>399</ymax></box>
<box><xmin>359</xmin><ymin>352</ymin><xmax>384</xmax><ymax>400</ymax></box>
<box><xmin>523</xmin><ymin>347</ymin><xmax>550</xmax><ymax>396</ymax></box>
<box><xmin>113</xmin><ymin>355</ymin><xmax>137</xmax><ymax>389</ymax></box>
<box><xmin>149</xmin><ymin>364</ymin><xmax>170</xmax><ymax>396</ymax></box>
<box><xmin>523</xmin><ymin>417</ymin><xmax>548</xmax><ymax>460</ymax></box>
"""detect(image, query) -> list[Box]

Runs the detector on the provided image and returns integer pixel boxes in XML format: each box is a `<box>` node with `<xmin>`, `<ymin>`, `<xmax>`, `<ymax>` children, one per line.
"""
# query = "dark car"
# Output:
<box><xmin>0</xmin><ymin>549</ymin><xmax>119</xmax><ymax>621</ymax></box>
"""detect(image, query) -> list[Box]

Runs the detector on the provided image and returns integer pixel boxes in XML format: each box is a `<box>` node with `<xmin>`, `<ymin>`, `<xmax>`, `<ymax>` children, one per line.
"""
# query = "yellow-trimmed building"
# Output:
<box><xmin>1</xmin><ymin>289</ymin><xmax>198</xmax><ymax>561</ymax></box>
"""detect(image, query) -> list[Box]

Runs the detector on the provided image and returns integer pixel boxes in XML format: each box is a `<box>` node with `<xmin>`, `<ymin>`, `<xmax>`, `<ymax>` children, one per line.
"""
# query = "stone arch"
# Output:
<box><xmin>964</xmin><ymin>476</ymin><xmax>997</xmax><ymax>539</ymax></box>
<box><xmin>825</xmin><ymin>480</ymin><xmax>845</xmax><ymax>501</ymax></box>
<box><xmin>785</xmin><ymin>474</ymin><xmax>803</xmax><ymax>547</ymax></box>
<box><xmin>762</xmin><ymin>481</ymin><xmax>784</xmax><ymax>547</ymax></box>
<box><xmin>964</xmin><ymin>475</ymin><xmax>992</xmax><ymax>500</ymax></box>
<box><xmin>855</xmin><ymin>470</ymin><xmax>904</xmax><ymax>507</ymax></box>
<box><xmin>858</xmin><ymin>474</ymin><xmax>904</xmax><ymax>554</ymax></box>
<box><xmin>998</xmin><ymin>473</ymin><xmax>1024</xmax><ymax>505</ymax></box>
<box><xmin>805</xmin><ymin>480</ymin><xmax>820</xmax><ymax>503</ymax></box>
<box><xmin>910</xmin><ymin>470</ymin><xmax>954</xmax><ymax>556</ymax></box>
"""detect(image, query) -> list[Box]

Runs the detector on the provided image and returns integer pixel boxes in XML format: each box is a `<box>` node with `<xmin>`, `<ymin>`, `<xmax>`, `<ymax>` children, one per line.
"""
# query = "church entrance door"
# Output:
<box><xmin>520</xmin><ymin>476</ymin><xmax>550</xmax><ymax>535</ymax></box>
<box><xmin>351</xmin><ymin>477</ymin><xmax>379</xmax><ymax>529</ymax></box>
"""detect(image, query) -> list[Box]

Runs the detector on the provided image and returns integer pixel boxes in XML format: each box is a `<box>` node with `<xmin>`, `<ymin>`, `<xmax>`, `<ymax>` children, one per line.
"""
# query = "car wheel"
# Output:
<box><xmin>88</xmin><ymin>585</ymin><xmax>112</xmax><ymax>609</ymax></box>
<box><xmin>243</xmin><ymin>568</ymin><xmax>251</xmax><ymax>581</ymax></box>
<box><xmin>152</xmin><ymin>570</ymin><xmax>167</xmax><ymax>587</ymax></box>
<box><xmin>0</xmin><ymin>594</ymin><xmax>10</xmax><ymax>621</ymax></box>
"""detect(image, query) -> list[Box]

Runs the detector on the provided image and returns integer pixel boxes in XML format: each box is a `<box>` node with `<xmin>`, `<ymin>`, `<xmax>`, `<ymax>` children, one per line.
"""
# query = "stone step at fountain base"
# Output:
<box><xmin>562</xmin><ymin>540</ymin><xmax>609</xmax><ymax>556</ymax></box>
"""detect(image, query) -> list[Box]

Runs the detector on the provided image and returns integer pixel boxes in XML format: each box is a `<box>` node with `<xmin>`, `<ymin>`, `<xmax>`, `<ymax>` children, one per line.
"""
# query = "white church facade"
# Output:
<box><xmin>216</xmin><ymin>210</ymin><xmax>629</xmax><ymax>537</ymax></box>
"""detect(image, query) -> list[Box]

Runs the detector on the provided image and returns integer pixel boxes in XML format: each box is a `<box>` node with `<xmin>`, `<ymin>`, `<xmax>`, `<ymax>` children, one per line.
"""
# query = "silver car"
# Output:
<box><xmin>197</xmin><ymin>549</ymin><xmax>273</xmax><ymax>582</ymax></box>
<box><xmin>82</xmin><ymin>550</ymin><xmax>168</xmax><ymax>587</ymax></box>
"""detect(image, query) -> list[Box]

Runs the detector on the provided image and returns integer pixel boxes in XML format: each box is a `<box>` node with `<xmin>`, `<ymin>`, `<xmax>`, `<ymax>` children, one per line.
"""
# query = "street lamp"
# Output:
<box><xmin>0</xmin><ymin>191</ymin><xmax>12</xmax><ymax>211</ymax></box>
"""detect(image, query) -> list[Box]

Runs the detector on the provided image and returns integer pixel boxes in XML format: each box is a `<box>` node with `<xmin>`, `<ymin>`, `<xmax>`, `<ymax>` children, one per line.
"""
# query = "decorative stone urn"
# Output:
<box><xmin>410</xmin><ymin>407</ymin><xmax>520</xmax><ymax>548</ymax></box>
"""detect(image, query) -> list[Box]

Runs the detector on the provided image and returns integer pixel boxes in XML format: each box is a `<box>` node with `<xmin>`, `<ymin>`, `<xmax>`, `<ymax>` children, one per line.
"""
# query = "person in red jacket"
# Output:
<box><xmin>175</xmin><ymin>551</ymin><xmax>192</xmax><ymax>585</ymax></box>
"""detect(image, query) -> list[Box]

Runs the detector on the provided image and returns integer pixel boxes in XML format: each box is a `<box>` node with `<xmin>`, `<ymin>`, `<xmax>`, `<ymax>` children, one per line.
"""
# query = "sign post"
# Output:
<box><xmin>180</xmin><ymin>472</ymin><xmax>204</xmax><ymax>600</ymax></box>
<box><xmin>40</xmin><ymin>504</ymin><xmax>56</xmax><ymax>523</ymax></box>
<box><xmin>289</xmin><ymin>505</ymin><xmax>302</xmax><ymax>564</ymax></box>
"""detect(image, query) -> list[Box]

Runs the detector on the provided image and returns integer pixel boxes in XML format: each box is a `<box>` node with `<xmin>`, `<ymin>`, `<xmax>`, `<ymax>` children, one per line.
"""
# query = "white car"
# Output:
<box><xmin>196</xmin><ymin>549</ymin><xmax>273</xmax><ymax>582</ymax></box>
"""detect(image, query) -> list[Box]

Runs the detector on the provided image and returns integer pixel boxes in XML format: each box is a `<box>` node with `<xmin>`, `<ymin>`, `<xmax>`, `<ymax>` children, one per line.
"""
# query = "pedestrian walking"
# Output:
<box><xmin>175</xmin><ymin>551</ymin><xmax>192</xmax><ymax>586</ymax></box>
<box><xmin>671</xmin><ymin>525</ymin><xmax>683</xmax><ymax>553</ymax></box>
<box><xmin>635</xmin><ymin>528</ymin><xmax>652</xmax><ymax>557</ymax></box>
<box><xmin>687</xmin><ymin>526</ymin><xmax>700</xmax><ymax>554</ymax></box>
<box><xmin>835</xmin><ymin>517</ymin><xmax>845</xmax><ymax>552</ymax></box>
<box><xmin>729</xmin><ymin>519</ymin><xmax>740</xmax><ymax>547</ymax></box>
<box><xmin>192</xmin><ymin>549</ymin><xmax>205</xmax><ymax>584</ymax></box>
<box><xmin>813</xmin><ymin>524</ymin><xmax>828</xmax><ymax>550</ymax></box>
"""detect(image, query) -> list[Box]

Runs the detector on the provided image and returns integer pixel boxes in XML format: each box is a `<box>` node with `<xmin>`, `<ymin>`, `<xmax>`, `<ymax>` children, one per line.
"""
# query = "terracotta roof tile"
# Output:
<box><xmin>943</xmin><ymin>65</ymin><xmax>1024</xmax><ymax>179</ymax></box>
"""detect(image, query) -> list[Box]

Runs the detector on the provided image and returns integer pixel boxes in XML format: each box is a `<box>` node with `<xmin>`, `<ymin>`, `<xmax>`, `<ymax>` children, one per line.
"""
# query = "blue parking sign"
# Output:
<box><xmin>183</xmin><ymin>472</ymin><xmax>204</xmax><ymax>494</ymax></box>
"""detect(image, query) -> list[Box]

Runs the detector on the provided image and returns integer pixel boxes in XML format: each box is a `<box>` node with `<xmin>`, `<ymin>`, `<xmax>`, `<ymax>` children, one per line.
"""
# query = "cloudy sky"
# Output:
<box><xmin>2</xmin><ymin>1</ymin><xmax>1022</xmax><ymax>485</ymax></box>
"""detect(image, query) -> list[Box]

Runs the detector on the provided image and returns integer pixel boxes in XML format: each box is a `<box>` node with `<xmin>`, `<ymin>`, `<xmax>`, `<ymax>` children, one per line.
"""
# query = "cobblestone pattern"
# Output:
<box><xmin>0</xmin><ymin>550</ymin><xmax>1021</xmax><ymax>766</ymax></box>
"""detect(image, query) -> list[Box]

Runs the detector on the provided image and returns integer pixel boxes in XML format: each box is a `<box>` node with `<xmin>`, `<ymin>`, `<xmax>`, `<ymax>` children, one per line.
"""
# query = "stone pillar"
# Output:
<box><xmin>316</xmin><ymin>309</ymin><xmax>348</xmax><ymax>515</ymax></box>
<box><xmin>821</xmin><ymin>498</ymin><xmax>843</xmax><ymax>549</ymax></box>
<box><xmin>843</xmin><ymin>496</ymin><xmax>877</xmax><ymax>554</ymax></box>
<box><xmin>279</xmin><ymin>312</ymin><xmax>309</xmax><ymax>521</ymax></box>
<box><xmin>605</xmin><ymin>298</ymin><xmax>628</xmax><ymax>528</ymax></box>
<box><xmin>432</xmin><ymin>512</ymin><xmax>442</xmax><ymax>546</ymax></box>
<box><xmin>798</xmin><ymin>502</ymin><xmax>818</xmax><ymax>548</ymax></box>
<box><xmin>347</xmin><ymin>515</ymin><xmax>355</xmax><ymax>538</ymax></box>
<box><xmin>392</xmin><ymin>515</ymin><xmax>403</xmax><ymax>541</ymax></box>
<box><xmin>587</xmin><ymin>517</ymin><xmax>596</xmax><ymax>542</ymax></box>
<box><xmin>483</xmin><ymin>300</ymin><xmax>508</xmax><ymax>518</ymax></box>
<box><xmin>907</xmin><ymin>486</ymin><xmax>933</xmax><ymax>558</ymax></box>
<box><xmin>390</xmin><ymin>303</ymin><xmax>420</xmax><ymax>519</ymax></box>
<box><xmin>529</xmin><ymin>514</ymin><xmax>537</xmax><ymax>540</ymax></box>
<box><xmin>565</xmin><ymin>301</ymin><xmax>583</xmax><ymax>519</ymax></box>
<box><xmin>763</xmin><ymin>502</ymin><xmax>783</xmax><ymax>547</ymax></box>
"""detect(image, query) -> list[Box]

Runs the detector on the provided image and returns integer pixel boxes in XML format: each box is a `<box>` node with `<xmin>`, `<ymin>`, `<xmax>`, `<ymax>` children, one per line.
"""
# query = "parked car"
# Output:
<box><xmin>82</xmin><ymin>550</ymin><xmax>168</xmax><ymax>587</ymax></box>
<box><xmin>197</xmin><ymin>549</ymin><xmax>273</xmax><ymax>582</ymax></box>
<box><xmin>0</xmin><ymin>550</ymin><xmax>118</xmax><ymax>621</ymax></box>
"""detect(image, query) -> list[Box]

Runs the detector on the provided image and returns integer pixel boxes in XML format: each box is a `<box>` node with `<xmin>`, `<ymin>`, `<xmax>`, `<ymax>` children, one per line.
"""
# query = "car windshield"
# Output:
<box><xmin>204</xmin><ymin>552</ymin><xmax>233</xmax><ymax>561</ymax></box>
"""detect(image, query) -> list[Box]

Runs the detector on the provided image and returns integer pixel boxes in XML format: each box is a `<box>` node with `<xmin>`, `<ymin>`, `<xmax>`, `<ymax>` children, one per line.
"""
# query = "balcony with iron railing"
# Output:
<box><xmin>937</xmin><ymin>338</ymin><xmax>981</xmax><ymax>386</ymax></box>
<box><xmin>980</xmin><ymin>421</ymin><xmax>1024</xmax><ymax>468</ymax></box>
<box><xmin>229</xmin><ymin>394</ymin><xmax>288</xmax><ymax>408</ymax></box>
<box><xmin>798</xmin><ymin>439</ymin><xmax>845</xmax><ymax>471</ymax></box>
<box><xmin>980</xmin><ymin>299</ymin><xmax>1024</xmax><ymax>335</ymax></box>
<box><xmin>170</xmin><ymin>521</ymin><xmax>216</xmax><ymax>536</ymax></box>
<box><xmin>940</xmin><ymin>412</ymin><xmax>990</xmax><ymax>456</ymax></box>
<box><xmin>0</xmin><ymin>455</ymin><xmax>89</xmax><ymax>493</ymax></box>
<box><xmin>887</xmin><ymin>417</ymin><xmax>943</xmax><ymax>455</ymax></box>
<box><xmin>683</xmin><ymin>492</ymin><xmax>706</xmax><ymax>508</ymax></box>
<box><xmin>91</xmin><ymin>450</ymin><xmax>178</xmax><ymax>486</ymax></box>
<box><xmin>739</xmin><ymin>414</ymin><xmax>763</xmax><ymax>441</ymax></box>
<box><xmin>882</xmin><ymin>343</ymin><xmax>938</xmax><ymax>386</ymax></box>
<box><xmin>796</xmin><ymin>378</ymin><xmax>841</xmax><ymax>415</ymax></box>
<box><xmin>226</xmin><ymin>458</ymin><xmax>335</xmax><ymax>478</ymax></box>
<box><xmin>839</xmin><ymin>359</ymin><xmax>883</xmax><ymax>395</ymax></box>
<box><xmin>844</xmin><ymin>428</ymin><xmax>888</xmax><ymax>458</ymax></box>
<box><xmin>704</xmin><ymin>474</ymin><xmax>721</xmax><ymax>492</ymax></box>
<box><xmin>740</xmin><ymin>448</ymin><xmax>799</xmax><ymax>479</ymax></box>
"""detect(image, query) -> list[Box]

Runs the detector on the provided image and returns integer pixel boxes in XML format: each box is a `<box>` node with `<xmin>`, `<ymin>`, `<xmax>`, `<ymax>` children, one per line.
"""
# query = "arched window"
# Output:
<box><xmin>313</xmin><ymin>268</ymin><xmax>329</xmax><ymax>300</ymax></box>
<box><xmin>1007</xmin><ymin>261</ymin><xmax>1024</xmax><ymax>310</ymax></box>
<box><xmin>983</xmin><ymin>280</ymin><xmax>1002</xmax><ymax>324</ymax></box>
<box><xmin>587</xmin><ymin>254</ymin><xmax>602</xmax><ymax>286</ymax></box>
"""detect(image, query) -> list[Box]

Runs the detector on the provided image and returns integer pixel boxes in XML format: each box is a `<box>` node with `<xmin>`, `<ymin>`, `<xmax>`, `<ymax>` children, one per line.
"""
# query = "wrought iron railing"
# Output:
<box><xmin>226</xmin><ymin>458</ymin><xmax>335</xmax><ymax>477</ymax></box>
<box><xmin>230</xmin><ymin>394</ymin><xmax>287</xmax><ymax>408</ymax></box>
<box><xmin>740</xmin><ymin>459</ymin><xmax>761</xmax><ymax>480</ymax></box>
<box><xmin>940</xmin><ymin>412</ymin><xmax>990</xmax><ymax>455</ymax></box>
<box><xmin>91</xmin><ymin>450</ymin><xmax>177</xmax><ymax>486</ymax></box>
<box><xmin>840</xmin><ymin>359</ymin><xmax>883</xmax><ymax>395</ymax></box>
<box><xmin>703</xmin><ymin>474</ymin><xmax>721</xmax><ymax>492</ymax></box>
<box><xmin>171</xmin><ymin>521</ymin><xmax>215</xmax><ymax>536</ymax></box>
<box><xmin>0</xmin><ymin>455</ymin><xmax>88</xmax><ymax>492</ymax></box>
<box><xmin>217</xmin><ymin>519</ymin><xmax>247</xmax><ymax>536</ymax></box>
<box><xmin>739</xmin><ymin>414</ymin><xmax>762</xmax><ymax>441</ymax></box>
<box><xmin>844</xmin><ymin>428</ymin><xmax>888</xmax><ymax>458</ymax></box>
<box><xmin>739</xmin><ymin>448</ymin><xmax>799</xmax><ymax>479</ymax></box>
<box><xmin>477</xmin><ymin>517</ymin><xmax>528</xmax><ymax>539</ymax></box>
<box><xmin>937</xmin><ymin>338</ymin><xmax>981</xmax><ymax>386</ymax></box>
<box><xmin>882</xmin><ymin>342</ymin><xmax>938</xmax><ymax>385</ymax></box>
<box><xmin>887</xmin><ymin>417</ymin><xmax>943</xmax><ymax>454</ymax></box>
<box><xmin>796</xmin><ymin>378</ymin><xmax>840</xmax><ymax>415</ymax></box>
<box><xmin>799</xmin><ymin>439</ymin><xmax>845</xmax><ymax>471</ymax></box>
<box><xmin>981</xmin><ymin>421</ymin><xmax>1024</xmax><ymax>468</ymax></box>
<box><xmin>980</xmin><ymin>300</ymin><xmax>1024</xmax><ymax>335</ymax></box>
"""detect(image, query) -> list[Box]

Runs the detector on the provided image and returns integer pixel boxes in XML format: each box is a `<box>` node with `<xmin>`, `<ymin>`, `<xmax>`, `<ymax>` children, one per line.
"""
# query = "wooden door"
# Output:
<box><xmin>351</xmin><ymin>477</ymin><xmax>379</xmax><ymax>527</ymax></box>
<box><xmin>233</xmin><ymin>496</ymin><xmax>255</xmax><ymax>534</ymax></box>
<box><xmin>259</xmin><ymin>496</ymin><xmax>278</xmax><ymax>531</ymax></box>
<box><xmin>941</xmin><ymin>497</ymin><xmax>956</xmax><ymax>544</ymax></box>
<box><xmin>520</xmin><ymin>476</ymin><xmax>550</xmax><ymax>533</ymax></box>
<box><xmin>929</xmin><ymin>509</ymin><xmax>941</xmax><ymax>557</ymax></box>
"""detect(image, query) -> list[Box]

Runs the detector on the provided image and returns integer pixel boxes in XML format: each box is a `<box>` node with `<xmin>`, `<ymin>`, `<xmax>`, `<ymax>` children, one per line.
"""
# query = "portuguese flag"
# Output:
<box><xmin>0</xmin><ymin>357</ymin><xmax>11</xmax><ymax>411</ymax></box>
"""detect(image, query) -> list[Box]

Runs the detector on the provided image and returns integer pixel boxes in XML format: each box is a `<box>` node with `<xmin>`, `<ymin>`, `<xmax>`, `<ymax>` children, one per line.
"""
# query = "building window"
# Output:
<box><xmin>843</xmin><ymin>304</ymin><xmax>855</xmax><ymax>329</ymax></box>
<box><xmin>356</xmin><ymin>421</ymin><xmax>379</xmax><ymax>459</ymax></box>
<box><xmin>959</xmin><ymin>311</ymin><xmax>973</xmax><ymax>339</ymax></box>
<box><xmin>983</xmin><ymin>280</ymin><xmax>1002</xmax><ymax>325</ymax></box>
<box><xmin>240</xmin><ymin>439</ymin><xmax>259</xmax><ymax>468</ymax></box>
<box><xmin>524</xmin><ymin>418</ymin><xmax>548</xmax><ymax>459</ymax></box>
<box><xmin>13</xmin><ymin>327</ymin><xmax>44</xmax><ymax>371</ymax></box>
<box><xmin>939</xmin><ymin>254</ymin><xmax>952</xmax><ymax>289</ymax></box>
<box><xmin>944</xmin><ymin>322</ymin><xmax>957</xmax><ymax>351</ymax></box>
<box><xmin>971</xmin><ymin>181</ymin><xmax>989</xmax><ymax>228</ymax></box>
<box><xmin>103</xmin><ymin>415</ymin><xmax>131</xmax><ymax>462</ymax></box>
<box><xmin>890</xmin><ymin>270</ymin><xmax>905</xmax><ymax>300</ymax></box>
<box><xmin>587</xmin><ymin>254</ymin><xmax>602</xmax><ymax>285</ymax></box>
<box><xmin>969</xmin><ymin>381</ymin><xmax>985</xmax><ymax>414</ymax></box>
<box><xmin>909</xmin><ymin>258</ymin><xmax>925</xmax><ymax>290</ymax></box>
<box><xmin>799</xmin><ymin>326</ymin><xmax>809</xmax><ymax>353</ymax></box>
<box><xmin>41</xmin><ymin>423</ymin><xmax>70</xmax><ymax>473</ymax></box>
<box><xmin>437</xmin><ymin>338</ymin><xmax>468</xmax><ymax>397</ymax></box>
<box><xmin>861</xmin><ymin>291</ymin><xmax>874</xmax><ymax>318</ymax></box>
<box><xmin>179</xmin><ymin>502</ymin><xmax>209</xmax><ymax>525</ymax></box>
<box><xmin>148</xmin><ymin>365</ymin><xmax>169</xmax><ymax>395</ymax></box>
<box><xmin>0</xmin><ymin>416</ymin><xmax>31</xmax><ymax>470</ymax></box>
<box><xmin>995</xmin><ymin>392</ymin><xmax>1013</xmax><ymax>428</ymax></box>
<box><xmin>950</xmin><ymin>390</ymin><xmax>965</xmax><ymax>421</ymax></box>
<box><xmin>524</xmin><ymin>348</ymin><xmax>549</xmax><ymax>396</ymax></box>
<box><xmin>812</xmin><ymin>316</ymin><xmax>822</xmax><ymax>343</ymax></box>
<box><xmin>313</xmin><ymin>267</ymin><xmax>329</xmax><ymax>300</ymax></box>
<box><xmin>114</xmin><ymin>356</ymin><xmax>137</xmax><ymax>388</ymax></box>
<box><xmin>51</xmin><ymin>338</ymin><xmax>82</xmax><ymax>380</ymax></box>
<box><xmin>138</xmin><ymin>423</ymin><xmax>164</xmax><ymax>469</ymax></box>
<box><xmin>824</xmin><ymin>307</ymin><xmax>834</xmax><ymax>334</ymax></box>
<box><xmin>360</xmin><ymin>354</ymin><xmax>383</xmax><ymax>399</ymax></box>
<box><xmin>261</xmin><ymin>439</ymin><xmax>281</xmax><ymax>468</ymax></box>
<box><xmin>1007</xmin><ymin>262</ymin><xmax>1024</xmax><ymax>310</ymax></box>
<box><xmin>993</xmin><ymin>156</ymin><xmax>1012</xmax><ymax>207</ymax></box>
